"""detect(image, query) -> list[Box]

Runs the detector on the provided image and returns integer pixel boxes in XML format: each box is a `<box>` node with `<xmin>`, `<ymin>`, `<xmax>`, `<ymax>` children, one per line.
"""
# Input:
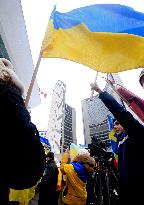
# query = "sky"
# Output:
<box><xmin>21</xmin><ymin>0</ymin><xmax>144</xmax><ymax>144</ymax></box>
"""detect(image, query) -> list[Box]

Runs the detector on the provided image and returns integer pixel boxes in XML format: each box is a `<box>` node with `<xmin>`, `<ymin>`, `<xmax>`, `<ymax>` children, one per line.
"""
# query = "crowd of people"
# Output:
<box><xmin>1</xmin><ymin>57</ymin><xmax>144</xmax><ymax>204</ymax></box>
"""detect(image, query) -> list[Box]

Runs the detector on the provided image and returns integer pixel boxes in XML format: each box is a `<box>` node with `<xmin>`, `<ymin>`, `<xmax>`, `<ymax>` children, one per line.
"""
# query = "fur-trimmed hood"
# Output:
<box><xmin>0</xmin><ymin>58</ymin><xmax>24</xmax><ymax>95</ymax></box>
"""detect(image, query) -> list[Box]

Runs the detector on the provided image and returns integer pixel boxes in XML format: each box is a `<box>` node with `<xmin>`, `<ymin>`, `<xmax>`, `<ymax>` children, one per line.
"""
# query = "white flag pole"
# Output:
<box><xmin>90</xmin><ymin>71</ymin><xmax>98</xmax><ymax>99</ymax></box>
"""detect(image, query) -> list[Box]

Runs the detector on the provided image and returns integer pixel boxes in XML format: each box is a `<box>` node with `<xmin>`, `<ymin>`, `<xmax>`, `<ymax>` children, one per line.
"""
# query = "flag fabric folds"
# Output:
<box><xmin>42</xmin><ymin>4</ymin><xmax>144</xmax><ymax>73</ymax></box>
<box><xmin>115</xmin><ymin>85</ymin><xmax>144</xmax><ymax>122</ymax></box>
<box><xmin>106</xmin><ymin>79</ymin><xmax>144</xmax><ymax>122</ymax></box>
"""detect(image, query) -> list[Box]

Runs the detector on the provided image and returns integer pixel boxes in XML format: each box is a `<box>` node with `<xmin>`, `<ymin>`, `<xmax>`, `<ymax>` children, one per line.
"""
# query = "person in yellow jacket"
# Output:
<box><xmin>60</xmin><ymin>148</ymin><xmax>95</xmax><ymax>205</ymax></box>
<box><xmin>56</xmin><ymin>167</ymin><xmax>62</xmax><ymax>192</ymax></box>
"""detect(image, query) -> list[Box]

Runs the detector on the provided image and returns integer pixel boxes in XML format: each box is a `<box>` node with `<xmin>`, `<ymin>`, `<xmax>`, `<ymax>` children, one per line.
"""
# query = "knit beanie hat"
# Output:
<box><xmin>0</xmin><ymin>58</ymin><xmax>24</xmax><ymax>95</ymax></box>
<box><xmin>139</xmin><ymin>69</ymin><xmax>144</xmax><ymax>87</ymax></box>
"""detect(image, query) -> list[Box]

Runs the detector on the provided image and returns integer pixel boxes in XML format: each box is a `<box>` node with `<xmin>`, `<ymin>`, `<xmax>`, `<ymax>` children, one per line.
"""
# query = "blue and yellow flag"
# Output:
<box><xmin>41</xmin><ymin>4</ymin><xmax>144</xmax><ymax>73</ymax></box>
<box><xmin>70</xmin><ymin>143</ymin><xmax>89</xmax><ymax>157</ymax></box>
<box><xmin>70</xmin><ymin>143</ymin><xmax>79</xmax><ymax>157</ymax></box>
<box><xmin>40</xmin><ymin>136</ymin><xmax>51</xmax><ymax>154</ymax></box>
<box><xmin>107</xmin><ymin>115</ymin><xmax>118</xmax><ymax>162</ymax></box>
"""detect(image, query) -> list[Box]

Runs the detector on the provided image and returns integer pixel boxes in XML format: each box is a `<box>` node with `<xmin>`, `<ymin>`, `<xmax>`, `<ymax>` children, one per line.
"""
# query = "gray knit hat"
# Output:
<box><xmin>0</xmin><ymin>58</ymin><xmax>24</xmax><ymax>95</ymax></box>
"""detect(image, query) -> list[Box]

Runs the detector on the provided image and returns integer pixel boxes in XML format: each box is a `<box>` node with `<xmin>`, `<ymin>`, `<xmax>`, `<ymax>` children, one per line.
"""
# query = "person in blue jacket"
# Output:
<box><xmin>90</xmin><ymin>82</ymin><xmax>144</xmax><ymax>205</ymax></box>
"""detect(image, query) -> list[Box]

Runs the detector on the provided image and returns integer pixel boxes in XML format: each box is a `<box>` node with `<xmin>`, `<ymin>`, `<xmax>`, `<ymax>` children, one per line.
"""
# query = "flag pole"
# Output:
<box><xmin>25</xmin><ymin>52</ymin><xmax>42</xmax><ymax>107</ymax></box>
<box><xmin>90</xmin><ymin>71</ymin><xmax>98</xmax><ymax>99</ymax></box>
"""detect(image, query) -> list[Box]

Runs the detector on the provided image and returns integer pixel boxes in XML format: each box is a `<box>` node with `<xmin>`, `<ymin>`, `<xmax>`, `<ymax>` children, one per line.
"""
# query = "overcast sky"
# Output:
<box><xmin>21</xmin><ymin>0</ymin><xmax>144</xmax><ymax>144</ymax></box>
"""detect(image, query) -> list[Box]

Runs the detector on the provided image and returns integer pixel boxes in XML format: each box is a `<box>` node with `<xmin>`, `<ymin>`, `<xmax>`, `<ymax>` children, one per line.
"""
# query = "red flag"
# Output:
<box><xmin>117</xmin><ymin>86</ymin><xmax>144</xmax><ymax>122</ymax></box>
<box><xmin>106</xmin><ymin>79</ymin><xmax>144</xmax><ymax>122</ymax></box>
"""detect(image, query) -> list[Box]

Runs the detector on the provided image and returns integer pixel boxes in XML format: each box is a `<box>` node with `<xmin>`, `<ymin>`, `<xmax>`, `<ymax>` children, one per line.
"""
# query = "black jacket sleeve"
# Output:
<box><xmin>99</xmin><ymin>91</ymin><xmax>144</xmax><ymax>132</ymax></box>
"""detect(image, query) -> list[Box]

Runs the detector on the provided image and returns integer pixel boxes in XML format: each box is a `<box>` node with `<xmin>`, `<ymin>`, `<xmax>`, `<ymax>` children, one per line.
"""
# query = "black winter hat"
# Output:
<box><xmin>46</xmin><ymin>151</ymin><xmax>54</xmax><ymax>159</ymax></box>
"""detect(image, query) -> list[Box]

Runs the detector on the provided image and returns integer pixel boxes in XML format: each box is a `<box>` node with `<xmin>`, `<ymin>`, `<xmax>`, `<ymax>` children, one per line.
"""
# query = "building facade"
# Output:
<box><xmin>81</xmin><ymin>74</ymin><xmax>123</xmax><ymax>147</ymax></box>
<box><xmin>0</xmin><ymin>0</ymin><xmax>40</xmax><ymax>108</ymax></box>
<box><xmin>46</xmin><ymin>80</ymin><xmax>66</xmax><ymax>154</ymax></box>
<box><xmin>63</xmin><ymin>104</ymin><xmax>76</xmax><ymax>151</ymax></box>
<box><xmin>47</xmin><ymin>80</ymin><xmax>77</xmax><ymax>154</ymax></box>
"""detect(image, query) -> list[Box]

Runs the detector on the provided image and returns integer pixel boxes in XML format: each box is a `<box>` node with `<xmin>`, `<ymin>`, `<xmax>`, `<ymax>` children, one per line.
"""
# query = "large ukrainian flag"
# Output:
<box><xmin>41</xmin><ymin>4</ymin><xmax>144</xmax><ymax>73</ymax></box>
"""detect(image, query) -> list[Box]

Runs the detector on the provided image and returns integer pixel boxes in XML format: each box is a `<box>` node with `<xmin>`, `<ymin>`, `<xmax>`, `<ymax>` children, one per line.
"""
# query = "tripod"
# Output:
<box><xmin>92</xmin><ymin>155</ymin><xmax>119</xmax><ymax>205</ymax></box>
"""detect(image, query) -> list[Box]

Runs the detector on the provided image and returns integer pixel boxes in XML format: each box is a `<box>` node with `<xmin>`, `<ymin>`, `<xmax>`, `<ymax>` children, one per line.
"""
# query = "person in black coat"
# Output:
<box><xmin>0</xmin><ymin>58</ymin><xmax>45</xmax><ymax>204</ymax></box>
<box><xmin>38</xmin><ymin>152</ymin><xmax>59</xmax><ymax>205</ymax></box>
<box><xmin>90</xmin><ymin>82</ymin><xmax>144</xmax><ymax>205</ymax></box>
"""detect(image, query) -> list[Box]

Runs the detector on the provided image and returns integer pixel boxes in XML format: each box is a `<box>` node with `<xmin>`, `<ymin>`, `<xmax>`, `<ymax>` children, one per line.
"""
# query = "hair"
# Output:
<box><xmin>72</xmin><ymin>154</ymin><xmax>95</xmax><ymax>165</ymax></box>
<box><xmin>46</xmin><ymin>151</ymin><xmax>54</xmax><ymax>160</ymax></box>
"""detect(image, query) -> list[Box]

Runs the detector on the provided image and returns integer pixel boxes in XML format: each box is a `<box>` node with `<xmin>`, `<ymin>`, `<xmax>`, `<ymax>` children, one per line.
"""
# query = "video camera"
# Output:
<box><xmin>88</xmin><ymin>137</ymin><xmax>113</xmax><ymax>161</ymax></box>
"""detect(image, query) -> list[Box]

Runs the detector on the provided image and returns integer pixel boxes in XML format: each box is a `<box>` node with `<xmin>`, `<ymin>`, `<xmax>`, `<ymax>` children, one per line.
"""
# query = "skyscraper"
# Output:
<box><xmin>81</xmin><ymin>74</ymin><xmax>123</xmax><ymax>147</ymax></box>
<box><xmin>47</xmin><ymin>80</ymin><xmax>76</xmax><ymax>154</ymax></box>
<box><xmin>46</xmin><ymin>80</ymin><xmax>66</xmax><ymax>154</ymax></box>
<box><xmin>63</xmin><ymin>104</ymin><xmax>76</xmax><ymax>151</ymax></box>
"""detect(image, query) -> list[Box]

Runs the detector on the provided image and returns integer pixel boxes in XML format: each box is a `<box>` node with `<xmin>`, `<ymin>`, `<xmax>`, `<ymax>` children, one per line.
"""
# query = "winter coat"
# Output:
<box><xmin>99</xmin><ymin>91</ymin><xmax>144</xmax><ymax>204</ymax></box>
<box><xmin>60</xmin><ymin>152</ymin><xmax>87</xmax><ymax>205</ymax></box>
<box><xmin>40</xmin><ymin>159</ymin><xmax>58</xmax><ymax>189</ymax></box>
<box><xmin>0</xmin><ymin>81</ymin><xmax>45</xmax><ymax>190</ymax></box>
<box><xmin>38</xmin><ymin>159</ymin><xmax>58</xmax><ymax>205</ymax></box>
<box><xmin>61</xmin><ymin>164</ymin><xmax>87</xmax><ymax>205</ymax></box>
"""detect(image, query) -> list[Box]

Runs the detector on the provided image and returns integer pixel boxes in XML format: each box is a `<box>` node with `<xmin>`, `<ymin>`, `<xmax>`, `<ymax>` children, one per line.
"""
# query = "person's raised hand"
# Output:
<box><xmin>65</xmin><ymin>148</ymin><xmax>70</xmax><ymax>155</ymax></box>
<box><xmin>90</xmin><ymin>82</ymin><xmax>102</xmax><ymax>93</ymax></box>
